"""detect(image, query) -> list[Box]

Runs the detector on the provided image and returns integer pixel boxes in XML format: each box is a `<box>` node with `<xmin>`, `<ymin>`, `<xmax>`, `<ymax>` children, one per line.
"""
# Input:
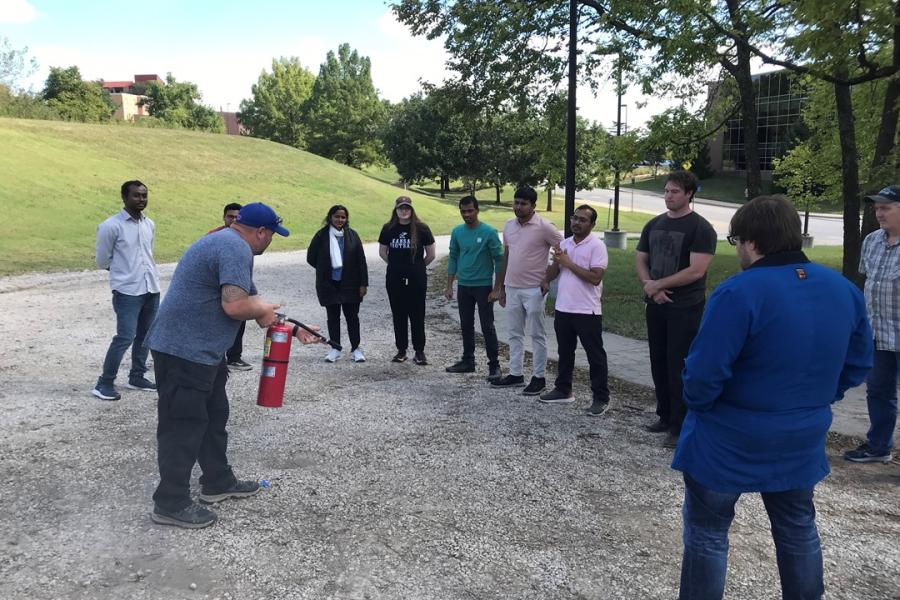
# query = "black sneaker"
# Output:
<box><xmin>227</xmin><ymin>359</ymin><xmax>253</xmax><ymax>371</ymax></box>
<box><xmin>491</xmin><ymin>374</ymin><xmax>525</xmax><ymax>387</ymax></box>
<box><xmin>92</xmin><ymin>382</ymin><xmax>120</xmax><ymax>401</ymax></box>
<box><xmin>199</xmin><ymin>479</ymin><xmax>261</xmax><ymax>504</ymax></box>
<box><xmin>644</xmin><ymin>418</ymin><xmax>670</xmax><ymax>433</ymax></box>
<box><xmin>522</xmin><ymin>377</ymin><xmax>546</xmax><ymax>396</ymax></box>
<box><xmin>843</xmin><ymin>444</ymin><xmax>893</xmax><ymax>464</ymax></box>
<box><xmin>586</xmin><ymin>401</ymin><xmax>610</xmax><ymax>417</ymax></box>
<box><xmin>663</xmin><ymin>431</ymin><xmax>681</xmax><ymax>449</ymax></box>
<box><xmin>446</xmin><ymin>360</ymin><xmax>475</xmax><ymax>373</ymax></box>
<box><xmin>413</xmin><ymin>351</ymin><xmax>428</xmax><ymax>366</ymax></box>
<box><xmin>539</xmin><ymin>388</ymin><xmax>574</xmax><ymax>404</ymax></box>
<box><xmin>391</xmin><ymin>351</ymin><xmax>408</xmax><ymax>363</ymax></box>
<box><xmin>126</xmin><ymin>376</ymin><xmax>157</xmax><ymax>392</ymax></box>
<box><xmin>151</xmin><ymin>502</ymin><xmax>217</xmax><ymax>529</ymax></box>
<box><xmin>486</xmin><ymin>364</ymin><xmax>501</xmax><ymax>382</ymax></box>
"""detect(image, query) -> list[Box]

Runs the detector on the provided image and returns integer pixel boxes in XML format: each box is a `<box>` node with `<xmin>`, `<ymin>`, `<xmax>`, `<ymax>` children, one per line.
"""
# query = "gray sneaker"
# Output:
<box><xmin>539</xmin><ymin>389</ymin><xmax>575</xmax><ymax>404</ymax></box>
<box><xmin>586</xmin><ymin>401</ymin><xmax>610</xmax><ymax>417</ymax></box>
<box><xmin>126</xmin><ymin>376</ymin><xmax>157</xmax><ymax>392</ymax></box>
<box><xmin>151</xmin><ymin>502</ymin><xmax>217</xmax><ymax>529</ymax></box>
<box><xmin>199</xmin><ymin>479</ymin><xmax>261</xmax><ymax>504</ymax></box>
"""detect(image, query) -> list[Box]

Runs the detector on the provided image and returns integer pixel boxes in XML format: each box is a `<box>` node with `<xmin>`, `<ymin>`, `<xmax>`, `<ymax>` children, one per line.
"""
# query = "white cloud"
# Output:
<box><xmin>0</xmin><ymin>0</ymin><xmax>38</xmax><ymax>24</ymax></box>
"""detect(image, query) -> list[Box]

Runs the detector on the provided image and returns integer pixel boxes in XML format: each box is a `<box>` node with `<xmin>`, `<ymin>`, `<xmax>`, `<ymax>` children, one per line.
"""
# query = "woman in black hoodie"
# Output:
<box><xmin>306</xmin><ymin>204</ymin><xmax>369</xmax><ymax>362</ymax></box>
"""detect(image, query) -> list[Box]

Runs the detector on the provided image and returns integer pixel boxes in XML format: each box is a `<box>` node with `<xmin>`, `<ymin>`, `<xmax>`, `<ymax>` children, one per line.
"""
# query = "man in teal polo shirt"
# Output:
<box><xmin>445</xmin><ymin>195</ymin><xmax>504</xmax><ymax>380</ymax></box>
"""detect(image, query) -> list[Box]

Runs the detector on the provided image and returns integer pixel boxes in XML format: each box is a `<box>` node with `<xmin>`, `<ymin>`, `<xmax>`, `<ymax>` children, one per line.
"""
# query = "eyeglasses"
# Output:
<box><xmin>396</xmin><ymin>206</ymin><xmax>412</xmax><ymax>211</ymax></box>
<box><xmin>727</xmin><ymin>235</ymin><xmax>740</xmax><ymax>246</ymax></box>
<box><xmin>569</xmin><ymin>215</ymin><xmax>591</xmax><ymax>224</ymax></box>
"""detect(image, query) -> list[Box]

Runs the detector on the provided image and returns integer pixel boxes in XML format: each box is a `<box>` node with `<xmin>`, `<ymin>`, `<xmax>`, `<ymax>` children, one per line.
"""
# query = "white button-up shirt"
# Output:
<box><xmin>95</xmin><ymin>209</ymin><xmax>161</xmax><ymax>295</ymax></box>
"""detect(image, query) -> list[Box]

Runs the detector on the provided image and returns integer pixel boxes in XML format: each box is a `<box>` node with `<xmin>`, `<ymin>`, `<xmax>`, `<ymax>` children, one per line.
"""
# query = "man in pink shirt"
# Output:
<box><xmin>490</xmin><ymin>186</ymin><xmax>563</xmax><ymax>395</ymax></box>
<box><xmin>538</xmin><ymin>205</ymin><xmax>610</xmax><ymax>415</ymax></box>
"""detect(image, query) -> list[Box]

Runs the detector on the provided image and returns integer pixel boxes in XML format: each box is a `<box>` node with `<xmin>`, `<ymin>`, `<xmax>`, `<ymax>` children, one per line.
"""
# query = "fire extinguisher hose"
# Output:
<box><xmin>286</xmin><ymin>318</ymin><xmax>342</xmax><ymax>351</ymax></box>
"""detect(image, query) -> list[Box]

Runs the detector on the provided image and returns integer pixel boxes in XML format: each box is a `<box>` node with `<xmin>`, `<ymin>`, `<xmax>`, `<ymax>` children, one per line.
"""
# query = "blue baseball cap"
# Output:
<box><xmin>865</xmin><ymin>185</ymin><xmax>900</xmax><ymax>204</ymax></box>
<box><xmin>235</xmin><ymin>202</ymin><xmax>290</xmax><ymax>236</ymax></box>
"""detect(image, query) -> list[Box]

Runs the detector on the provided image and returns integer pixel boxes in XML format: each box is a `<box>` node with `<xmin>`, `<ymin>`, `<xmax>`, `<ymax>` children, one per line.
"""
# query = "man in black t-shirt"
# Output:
<box><xmin>636</xmin><ymin>170</ymin><xmax>717</xmax><ymax>448</ymax></box>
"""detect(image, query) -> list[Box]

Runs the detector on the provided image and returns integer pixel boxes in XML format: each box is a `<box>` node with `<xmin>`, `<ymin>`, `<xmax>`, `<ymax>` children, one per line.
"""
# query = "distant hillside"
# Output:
<box><xmin>0</xmin><ymin>119</ymin><xmax>527</xmax><ymax>275</ymax></box>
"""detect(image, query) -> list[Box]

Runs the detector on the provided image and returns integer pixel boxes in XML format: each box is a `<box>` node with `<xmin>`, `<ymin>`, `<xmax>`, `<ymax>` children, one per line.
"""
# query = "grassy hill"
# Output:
<box><xmin>0</xmin><ymin>118</ymin><xmax>653</xmax><ymax>276</ymax></box>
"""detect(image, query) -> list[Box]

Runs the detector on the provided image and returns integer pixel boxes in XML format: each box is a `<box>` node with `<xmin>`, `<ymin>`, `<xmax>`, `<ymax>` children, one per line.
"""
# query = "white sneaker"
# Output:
<box><xmin>324</xmin><ymin>348</ymin><xmax>341</xmax><ymax>363</ymax></box>
<box><xmin>350</xmin><ymin>348</ymin><xmax>366</xmax><ymax>363</ymax></box>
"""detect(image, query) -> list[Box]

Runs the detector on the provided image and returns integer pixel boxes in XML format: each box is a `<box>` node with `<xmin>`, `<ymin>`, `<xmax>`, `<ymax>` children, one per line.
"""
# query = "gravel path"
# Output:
<box><xmin>0</xmin><ymin>247</ymin><xmax>898</xmax><ymax>600</ymax></box>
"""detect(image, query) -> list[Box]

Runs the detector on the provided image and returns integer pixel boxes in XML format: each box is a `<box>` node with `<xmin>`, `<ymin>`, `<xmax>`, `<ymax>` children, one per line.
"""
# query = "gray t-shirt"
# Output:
<box><xmin>147</xmin><ymin>228</ymin><xmax>257</xmax><ymax>365</ymax></box>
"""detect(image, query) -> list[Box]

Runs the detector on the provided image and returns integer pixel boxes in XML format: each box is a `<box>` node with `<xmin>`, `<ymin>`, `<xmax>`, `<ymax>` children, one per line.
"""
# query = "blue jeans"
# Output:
<box><xmin>98</xmin><ymin>291</ymin><xmax>160</xmax><ymax>386</ymax></box>
<box><xmin>866</xmin><ymin>348</ymin><xmax>899</xmax><ymax>454</ymax></box>
<box><xmin>680</xmin><ymin>474</ymin><xmax>823</xmax><ymax>600</ymax></box>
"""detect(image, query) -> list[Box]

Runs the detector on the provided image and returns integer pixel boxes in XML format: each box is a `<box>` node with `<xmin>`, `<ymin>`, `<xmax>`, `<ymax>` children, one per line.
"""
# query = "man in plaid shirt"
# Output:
<box><xmin>844</xmin><ymin>184</ymin><xmax>900</xmax><ymax>464</ymax></box>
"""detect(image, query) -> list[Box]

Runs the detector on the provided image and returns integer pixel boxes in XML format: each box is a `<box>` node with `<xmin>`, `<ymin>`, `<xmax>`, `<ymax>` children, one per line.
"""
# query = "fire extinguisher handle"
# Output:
<box><xmin>287</xmin><ymin>318</ymin><xmax>342</xmax><ymax>351</ymax></box>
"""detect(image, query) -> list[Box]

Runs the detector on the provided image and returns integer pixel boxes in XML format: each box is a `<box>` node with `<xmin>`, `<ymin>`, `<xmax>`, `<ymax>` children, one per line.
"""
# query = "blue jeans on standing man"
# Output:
<box><xmin>98</xmin><ymin>290</ymin><xmax>160</xmax><ymax>386</ymax></box>
<box><xmin>680</xmin><ymin>473</ymin><xmax>824</xmax><ymax>600</ymax></box>
<box><xmin>865</xmin><ymin>347</ymin><xmax>900</xmax><ymax>455</ymax></box>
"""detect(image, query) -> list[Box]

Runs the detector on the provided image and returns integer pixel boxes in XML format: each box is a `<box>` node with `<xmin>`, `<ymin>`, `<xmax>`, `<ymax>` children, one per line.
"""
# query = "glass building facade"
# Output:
<box><xmin>721</xmin><ymin>71</ymin><xmax>807</xmax><ymax>171</ymax></box>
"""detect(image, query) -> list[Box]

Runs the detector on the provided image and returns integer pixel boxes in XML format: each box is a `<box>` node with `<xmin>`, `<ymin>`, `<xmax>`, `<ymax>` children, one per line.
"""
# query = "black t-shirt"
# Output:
<box><xmin>378</xmin><ymin>221</ymin><xmax>435</xmax><ymax>274</ymax></box>
<box><xmin>637</xmin><ymin>211</ymin><xmax>717</xmax><ymax>307</ymax></box>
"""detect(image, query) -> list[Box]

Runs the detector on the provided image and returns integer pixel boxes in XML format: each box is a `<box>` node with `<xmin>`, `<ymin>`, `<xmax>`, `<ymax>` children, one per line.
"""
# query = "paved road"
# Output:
<box><xmin>574</xmin><ymin>187</ymin><xmax>845</xmax><ymax>245</ymax></box>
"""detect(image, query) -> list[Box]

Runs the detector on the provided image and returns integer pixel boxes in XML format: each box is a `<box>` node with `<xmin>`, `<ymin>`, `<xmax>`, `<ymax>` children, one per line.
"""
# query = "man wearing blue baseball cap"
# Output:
<box><xmin>145</xmin><ymin>202</ymin><xmax>320</xmax><ymax>529</ymax></box>
<box><xmin>845</xmin><ymin>185</ymin><xmax>900</xmax><ymax>464</ymax></box>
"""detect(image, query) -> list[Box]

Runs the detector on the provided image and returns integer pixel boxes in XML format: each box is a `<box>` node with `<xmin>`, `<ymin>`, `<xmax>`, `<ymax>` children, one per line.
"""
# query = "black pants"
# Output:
<box><xmin>645</xmin><ymin>301</ymin><xmax>705</xmax><ymax>433</ymax></box>
<box><xmin>553</xmin><ymin>311</ymin><xmax>609</xmax><ymax>403</ymax></box>
<box><xmin>457</xmin><ymin>285</ymin><xmax>499</xmax><ymax>366</ymax></box>
<box><xmin>386</xmin><ymin>269</ymin><xmax>426</xmax><ymax>353</ymax></box>
<box><xmin>326</xmin><ymin>302</ymin><xmax>361</xmax><ymax>351</ymax></box>
<box><xmin>152</xmin><ymin>351</ymin><xmax>236</xmax><ymax>512</ymax></box>
<box><xmin>226</xmin><ymin>321</ymin><xmax>246</xmax><ymax>363</ymax></box>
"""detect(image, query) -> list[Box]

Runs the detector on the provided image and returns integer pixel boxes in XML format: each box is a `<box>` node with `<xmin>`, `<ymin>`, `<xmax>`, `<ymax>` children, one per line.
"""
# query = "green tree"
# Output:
<box><xmin>382</xmin><ymin>93</ymin><xmax>440</xmax><ymax>184</ymax></box>
<box><xmin>0</xmin><ymin>36</ymin><xmax>37</xmax><ymax>91</ymax></box>
<box><xmin>392</xmin><ymin>0</ymin><xmax>792</xmax><ymax>199</ymax></box>
<box><xmin>774</xmin><ymin>76</ymin><xmax>889</xmax><ymax>229</ymax></box>
<box><xmin>709</xmin><ymin>0</ymin><xmax>898</xmax><ymax>282</ymax></box>
<box><xmin>140</xmin><ymin>74</ymin><xmax>224</xmax><ymax>133</ymax></box>
<box><xmin>238</xmin><ymin>57</ymin><xmax>315</xmax><ymax>148</ymax></box>
<box><xmin>531</xmin><ymin>93</ymin><xmax>608</xmax><ymax>211</ymax></box>
<box><xmin>42</xmin><ymin>66</ymin><xmax>114</xmax><ymax>122</ymax></box>
<box><xmin>304</xmin><ymin>44</ymin><xmax>387</xmax><ymax>168</ymax></box>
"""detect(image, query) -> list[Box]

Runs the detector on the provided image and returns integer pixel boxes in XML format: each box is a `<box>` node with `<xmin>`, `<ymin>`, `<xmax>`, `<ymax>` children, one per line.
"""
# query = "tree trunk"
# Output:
<box><xmin>861</xmin><ymin>75</ymin><xmax>900</xmax><ymax>240</ymax></box>
<box><xmin>546</xmin><ymin>185</ymin><xmax>553</xmax><ymax>212</ymax></box>
<box><xmin>440</xmin><ymin>174</ymin><xmax>447</xmax><ymax>199</ymax></box>
<box><xmin>724</xmin><ymin>0</ymin><xmax>762</xmax><ymax>199</ymax></box>
<box><xmin>495</xmin><ymin>184</ymin><xmax>501</xmax><ymax>204</ymax></box>
<box><xmin>835</xmin><ymin>80</ymin><xmax>863</xmax><ymax>287</ymax></box>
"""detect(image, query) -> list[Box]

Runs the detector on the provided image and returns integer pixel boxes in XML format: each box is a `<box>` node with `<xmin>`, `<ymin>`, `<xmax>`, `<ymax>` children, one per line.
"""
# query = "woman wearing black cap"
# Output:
<box><xmin>378</xmin><ymin>196</ymin><xmax>435</xmax><ymax>365</ymax></box>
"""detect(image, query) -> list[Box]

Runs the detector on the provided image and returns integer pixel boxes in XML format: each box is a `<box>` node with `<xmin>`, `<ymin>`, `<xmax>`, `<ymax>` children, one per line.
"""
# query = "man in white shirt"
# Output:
<box><xmin>92</xmin><ymin>180</ymin><xmax>161</xmax><ymax>401</ymax></box>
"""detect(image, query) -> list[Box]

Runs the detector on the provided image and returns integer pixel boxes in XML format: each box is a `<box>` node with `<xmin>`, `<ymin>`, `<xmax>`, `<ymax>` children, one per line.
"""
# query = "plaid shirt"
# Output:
<box><xmin>860</xmin><ymin>228</ymin><xmax>900</xmax><ymax>351</ymax></box>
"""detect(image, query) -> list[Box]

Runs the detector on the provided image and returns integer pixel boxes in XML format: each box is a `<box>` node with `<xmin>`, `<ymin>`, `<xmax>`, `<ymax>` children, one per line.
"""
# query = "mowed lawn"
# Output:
<box><xmin>601</xmin><ymin>243</ymin><xmax>845</xmax><ymax>339</ymax></box>
<box><xmin>0</xmin><ymin>118</ymin><xmax>651</xmax><ymax>276</ymax></box>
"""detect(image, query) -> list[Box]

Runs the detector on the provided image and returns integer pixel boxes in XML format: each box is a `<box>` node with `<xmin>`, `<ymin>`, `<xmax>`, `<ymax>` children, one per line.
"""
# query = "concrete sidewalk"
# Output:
<box><xmin>431</xmin><ymin>236</ymin><xmax>892</xmax><ymax>443</ymax></box>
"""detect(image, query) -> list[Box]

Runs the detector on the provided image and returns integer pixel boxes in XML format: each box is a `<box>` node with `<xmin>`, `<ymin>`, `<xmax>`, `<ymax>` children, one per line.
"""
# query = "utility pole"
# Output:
<box><xmin>613</xmin><ymin>58</ymin><xmax>622</xmax><ymax>232</ymax></box>
<box><xmin>565</xmin><ymin>0</ymin><xmax>577</xmax><ymax>238</ymax></box>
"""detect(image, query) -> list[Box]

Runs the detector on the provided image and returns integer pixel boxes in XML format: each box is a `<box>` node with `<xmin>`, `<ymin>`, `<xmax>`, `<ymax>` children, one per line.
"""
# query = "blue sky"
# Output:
<box><xmin>1</xmin><ymin>0</ymin><xmax>673</xmax><ymax>128</ymax></box>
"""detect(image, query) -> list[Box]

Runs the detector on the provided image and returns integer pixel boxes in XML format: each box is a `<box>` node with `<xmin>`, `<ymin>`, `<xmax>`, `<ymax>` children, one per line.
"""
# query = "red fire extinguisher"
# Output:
<box><xmin>257</xmin><ymin>313</ymin><xmax>340</xmax><ymax>408</ymax></box>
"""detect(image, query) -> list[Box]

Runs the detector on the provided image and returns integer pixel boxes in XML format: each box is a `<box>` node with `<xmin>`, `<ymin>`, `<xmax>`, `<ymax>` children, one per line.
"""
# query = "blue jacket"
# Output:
<box><xmin>672</xmin><ymin>251</ymin><xmax>873</xmax><ymax>493</ymax></box>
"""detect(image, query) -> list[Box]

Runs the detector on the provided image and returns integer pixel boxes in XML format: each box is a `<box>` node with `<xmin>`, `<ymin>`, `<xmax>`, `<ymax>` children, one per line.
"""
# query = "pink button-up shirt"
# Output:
<box><xmin>555</xmin><ymin>234</ymin><xmax>608</xmax><ymax>315</ymax></box>
<box><xmin>502</xmin><ymin>213</ymin><xmax>563</xmax><ymax>288</ymax></box>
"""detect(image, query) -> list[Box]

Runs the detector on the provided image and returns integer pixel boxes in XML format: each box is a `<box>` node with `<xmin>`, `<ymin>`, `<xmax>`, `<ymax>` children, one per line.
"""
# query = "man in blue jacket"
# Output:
<box><xmin>672</xmin><ymin>195</ymin><xmax>873</xmax><ymax>600</ymax></box>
